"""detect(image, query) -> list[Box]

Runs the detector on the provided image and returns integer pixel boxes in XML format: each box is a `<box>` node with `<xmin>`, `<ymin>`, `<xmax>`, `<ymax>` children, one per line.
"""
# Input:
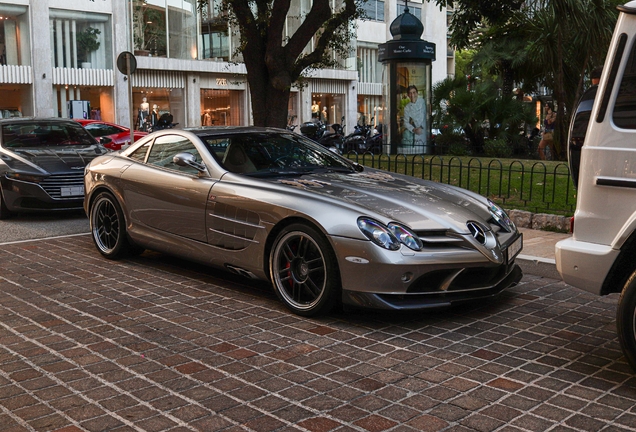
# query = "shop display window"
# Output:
<box><xmin>200</xmin><ymin>89</ymin><xmax>243</xmax><ymax>126</ymax></box>
<box><xmin>0</xmin><ymin>4</ymin><xmax>29</xmax><ymax>67</ymax></box>
<box><xmin>50</xmin><ymin>9</ymin><xmax>112</xmax><ymax>69</ymax></box>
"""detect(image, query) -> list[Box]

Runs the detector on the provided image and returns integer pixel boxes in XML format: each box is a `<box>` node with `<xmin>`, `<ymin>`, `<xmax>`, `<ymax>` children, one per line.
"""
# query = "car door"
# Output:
<box><xmin>120</xmin><ymin>133</ymin><xmax>214</xmax><ymax>242</ymax></box>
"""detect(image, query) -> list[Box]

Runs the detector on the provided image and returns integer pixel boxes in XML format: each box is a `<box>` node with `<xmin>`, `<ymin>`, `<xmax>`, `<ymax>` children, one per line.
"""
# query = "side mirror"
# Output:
<box><xmin>100</xmin><ymin>136</ymin><xmax>113</xmax><ymax>145</ymax></box>
<box><xmin>173</xmin><ymin>152</ymin><xmax>206</xmax><ymax>173</ymax></box>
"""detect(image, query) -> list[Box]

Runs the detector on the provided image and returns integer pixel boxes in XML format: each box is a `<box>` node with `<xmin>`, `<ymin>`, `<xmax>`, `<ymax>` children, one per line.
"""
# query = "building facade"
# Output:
<box><xmin>1</xmin><ymin>0</ymin><xmax>452</xmax><ymax>134</ymax></box>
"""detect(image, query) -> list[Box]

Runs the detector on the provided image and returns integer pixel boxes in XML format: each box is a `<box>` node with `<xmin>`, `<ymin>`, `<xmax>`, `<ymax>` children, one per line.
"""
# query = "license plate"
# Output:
<box><xmin>60</xmin><ymin>186</ymin><xmax>84</xmax><ymax>197</ymax></box>
<box><xmin>506</xmin><ymin>235</ymin><xmax>523</xmax><ymax>263</ymax></box>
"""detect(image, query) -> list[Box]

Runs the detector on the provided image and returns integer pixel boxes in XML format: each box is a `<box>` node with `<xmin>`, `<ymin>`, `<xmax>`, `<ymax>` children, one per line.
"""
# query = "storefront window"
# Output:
<box><xmin>168</xmin><ymin>0</ymin><xmax>197</xmax><ymax>59</ymax></box>
<box><xmin>133</xmin><ymin>0</ymin><xmax>197</xmax><ymax>59</ymax></box>
<box><xmin>357</xmin><ymin>95</ymin><xmax>383</xmax><ymax>127</ymax></box>
<box><xmin>199</xmin><ymin>0</ymin><xmax>229</xmax><ymax>60</ymax></box>
<box><xmin>288</xmin><ymin>93</ymin><xmax>299</xmax><ymax>128</ymax></box>
<box><xmin>133</xmin><ymin>0</ymin><xmax>167</xmax><ymax>57</ymax></box>
<box><xmin>200</xmin><ymin>89</ymin><xmax>243</xmax><ymax>126</ymax></box>
<box><xmin>134</xmin><ymin>88</ymin><xmax>184</xmax><ymax>131</ymax></box>
<box><xmin>0</xmin><ymin>4</ymin><xmax>29</xmax><ymax>66</ymax></box>
<box><xmin>311</xmin><ymin>93</ymin><xmax>344</xmax><ymax>125</ymax></box>
<box><xmin>50</xmin><ymin>9</ymin><xmax>112</xmax><ymax>69</ymax></box>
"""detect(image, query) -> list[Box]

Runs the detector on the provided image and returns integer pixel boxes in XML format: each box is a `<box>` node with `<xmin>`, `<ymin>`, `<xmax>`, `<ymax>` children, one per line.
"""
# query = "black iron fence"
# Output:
<box><xmin>346</xmin><ymin>153</ymin><xmax>576</xmax><ymax>215</ymax></box>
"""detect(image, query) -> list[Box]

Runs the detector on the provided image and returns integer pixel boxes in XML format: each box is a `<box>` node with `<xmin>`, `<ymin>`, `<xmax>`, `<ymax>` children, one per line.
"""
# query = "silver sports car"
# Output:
<box><xmin>84</xmin><ymin>127</ymin><xmax>523</xmax><ymax>316</ymax></box>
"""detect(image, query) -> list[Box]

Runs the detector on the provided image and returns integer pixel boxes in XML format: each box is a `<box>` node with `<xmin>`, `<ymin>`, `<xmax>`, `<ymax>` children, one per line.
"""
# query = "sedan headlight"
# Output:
<box><xmin>5</xmin><ymin>172</ymin><xmax>46</xmax><ymax>183</ymax></box>
<box><xmin>388</xmin><ymin>223</ymin><xmax>423</xmax><ymax>251</ymax></box>
<box><xmin>357</xmin><ymin>218</ymin><xmax>401</xmax><ymax>250</ymax></box>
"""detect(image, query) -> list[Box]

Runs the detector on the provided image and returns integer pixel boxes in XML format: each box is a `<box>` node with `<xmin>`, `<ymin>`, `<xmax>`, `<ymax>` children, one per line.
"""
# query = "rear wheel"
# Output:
<box><xmin>90</xmin><ymin>191</ymin><xmax>143</xmax><ymax>259</ymax></box>
<box><xmin>270</xmin><ymin>223</ymin><xmax>339</xmax><ymax>316</ymax></box>
<box><xmin>617</xmin><ymin>269</ymin><xmax>636</xmax><ymax>370</ymax></box>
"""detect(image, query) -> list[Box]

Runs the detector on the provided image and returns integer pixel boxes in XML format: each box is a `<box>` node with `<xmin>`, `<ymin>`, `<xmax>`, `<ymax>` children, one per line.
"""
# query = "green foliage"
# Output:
<box><xmin>435</xmin><ymin>132</ymin><xmax>471</xmax><ymax>156</ymax></box>
<box><xmin>432</xmin><ymin>75</ymin><xmax>536</xmax><ymax>154</ymax></box>
<box><xmin>76</xmin><ymin>27</ymin><xmax>100</xmax><ymax>63</ymax></box>
<box><xmin>483</xmin><ymin>138</ymin><xmax>512</xmax><ymax>158</ymax></box>
<box><xmin>454</xmin><ymin>49</ymin><xmax>476</xmax><ymax>78</ymax></box>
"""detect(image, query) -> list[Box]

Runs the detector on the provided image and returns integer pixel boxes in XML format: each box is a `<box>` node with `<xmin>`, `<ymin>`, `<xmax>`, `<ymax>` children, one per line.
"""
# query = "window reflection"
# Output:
<box><xmin>0</xmin><ymin>4</ymin><xmax>29</xmax><ymax>66</ymax></box>
<box><xmin>50</xmin><ymin>10</ymin><xmax>112</xmax><ymax>69</ymax></box>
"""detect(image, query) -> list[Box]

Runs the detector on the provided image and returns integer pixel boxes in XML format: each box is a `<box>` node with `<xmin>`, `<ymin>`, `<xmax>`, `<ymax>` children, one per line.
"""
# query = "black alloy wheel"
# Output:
<box><xmin>617</xmin><ymin>269</ymin><xmax>636</xmax><ymax>371</ymax></box>
<box><xmin>90</xmin><ymin>191</ymin><xmax>142</xmax><ymax>259</ymax></box>
<box><xmin>270</xmin><ymin>223</ymin><xmax>339</xmax><ymax>316</ymax></box>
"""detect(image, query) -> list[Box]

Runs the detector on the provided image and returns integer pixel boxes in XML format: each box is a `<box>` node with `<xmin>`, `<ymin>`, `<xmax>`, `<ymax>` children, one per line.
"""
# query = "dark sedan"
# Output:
<box><xmin>0</xmin><ymin>118</ymin><xmax>109</xmax><ymax>219</ymax></box>
<box><xmin>75</xmin><ymin>119</ymin><xmax>147</xmax><ymax>151</ymax></box>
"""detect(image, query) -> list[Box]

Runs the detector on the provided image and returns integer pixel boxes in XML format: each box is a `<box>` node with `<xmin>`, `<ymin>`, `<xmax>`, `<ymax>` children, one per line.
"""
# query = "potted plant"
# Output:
<box><xmin>77</xmin><ymin>27</ymin><xmax>101</xmax><ymax>68</ymax></box>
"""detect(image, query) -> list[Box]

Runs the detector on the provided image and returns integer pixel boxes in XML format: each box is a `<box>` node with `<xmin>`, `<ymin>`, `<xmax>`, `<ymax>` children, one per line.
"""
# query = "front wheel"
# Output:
<box><xmin>616</xmin><ymin>270</ymin><xmax>636</xmax><ymax>370</ymax></box>
<box><xmin>90</xmin><ymin>191</ymin><xmax>143</xmax><ymax>259</ymax></box>
<box><xmin>270</xmin><ymin>224</ymin><xmax>340</xmax><ymax>316</ymax></box>
<box><xmin>0</xmin><ymin>187</ymin><xmax>12</xmax><ymax>220</ymax></box>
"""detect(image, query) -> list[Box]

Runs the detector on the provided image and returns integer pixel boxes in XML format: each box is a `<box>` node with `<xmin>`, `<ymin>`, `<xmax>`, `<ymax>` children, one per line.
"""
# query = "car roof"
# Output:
<box><xmin>0</xmin><ymin>117</ymin><xmax>81</xmax><ymax>126</ymax></box>
<box><xmin>184</xmin><ymin>126</ymin><xmax>289</xmax><ymax>137</ymax></box>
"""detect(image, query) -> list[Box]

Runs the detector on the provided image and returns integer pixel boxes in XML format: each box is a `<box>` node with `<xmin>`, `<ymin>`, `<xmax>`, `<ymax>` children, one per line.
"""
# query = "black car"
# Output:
<box><xmin>0</xmin><ymin>118</ymin><xmax>109</xmax><ymax>218</ymax></box>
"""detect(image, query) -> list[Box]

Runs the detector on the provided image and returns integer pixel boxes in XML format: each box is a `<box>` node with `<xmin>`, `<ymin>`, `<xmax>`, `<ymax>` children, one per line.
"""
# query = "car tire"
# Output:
<box><xmin>0</xmin><ymin>187</ymin><xmax>11</xmax><ymax>220</ymax></box>
<box><xmin>90</xmin><ymin>191</ymin><xmax>143</xmax><ymax>259</ymax></box>
<box><xmin>617</xmin><ymin>269</ymin><xmax>636</xmax><ymax>370</ymax></box>
<box><xmin>270</xmin><ymin>223</ymin><xmax>340</xmax><ymax>316</ymax></box>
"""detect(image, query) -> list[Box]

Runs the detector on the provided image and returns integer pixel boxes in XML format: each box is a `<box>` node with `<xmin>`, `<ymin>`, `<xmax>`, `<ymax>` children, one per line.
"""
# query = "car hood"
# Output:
<box><xmin>261</xmin><ymin>168</ymin><xmax>494</xmax><ymax>233</ymax></box>
<box><xmin>0</xmin><ymin>145</ymin><xmax>107</xmax><ymax>174</ymax></box>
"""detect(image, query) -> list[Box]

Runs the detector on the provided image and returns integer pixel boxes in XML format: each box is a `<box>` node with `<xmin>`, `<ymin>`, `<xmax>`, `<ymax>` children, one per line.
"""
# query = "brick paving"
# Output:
<box><xmin>1</xmin><ymin>235</ymin><xmax>636</xmax><ymax>432</ymax></box>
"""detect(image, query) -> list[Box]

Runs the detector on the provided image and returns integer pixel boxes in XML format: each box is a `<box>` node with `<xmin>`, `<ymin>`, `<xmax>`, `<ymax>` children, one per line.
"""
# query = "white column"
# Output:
<box><xmin>71</xmin><ymin>20</ymin><xmax>77</xmax><ymax>68</ymax></box>
<box><xmin>32</xmin><ymin>0</ymin><xmax>54</xmax><ymax>117</ymax></box>
<box><xmin>52</xmin><ymin>86</ymin><xmax>59</xmax><ymax>117</ymax></box>
<box><xmin>55</xmin><ymin>20</ymin><xmax>64</xmax><ymax>68</ymax></box>
<box><xmin>64</xmin><ymin>20</ymin><xmax>71</xmax><ymax>68</ymax></box>
<box><xmin>60</xmin><ymin>88</ymin><xmax>67</xmax><ymax>118</ymax></box>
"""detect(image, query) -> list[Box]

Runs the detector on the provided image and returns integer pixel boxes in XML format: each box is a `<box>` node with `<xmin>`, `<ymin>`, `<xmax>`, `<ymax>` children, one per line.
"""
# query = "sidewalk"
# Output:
<box><xmin>516</xmin><ymin>227</ymin><xmax>570</xmax><ymax>279</ymax></box>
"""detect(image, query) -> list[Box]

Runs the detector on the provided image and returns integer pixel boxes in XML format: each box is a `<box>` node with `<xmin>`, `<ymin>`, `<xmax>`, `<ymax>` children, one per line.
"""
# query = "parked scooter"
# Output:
<box><xmin>299</xmin><ymin>116</ymin><xmax>345</xmax><ymax>153</ymax></box>
<box><xmin>342</xmin><ymin>119</ymin><xmax>382</xmax><ymax>155</ymax></box>
<box><xmin>151</xmin><ymin>113</ymin><xmax>178</xmax><ymax>131</ymax></box>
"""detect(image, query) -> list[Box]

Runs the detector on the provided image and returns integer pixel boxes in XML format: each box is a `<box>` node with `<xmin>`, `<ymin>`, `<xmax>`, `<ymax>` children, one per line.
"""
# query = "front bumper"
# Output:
<box><xmin>1</xmin><ymin>177</ymin><xmax>84</xmax><ymax>213</ymax></box>
<box><xmin>331</xmin><ymin>234</ymin><xmax>523</xmax><ymax>310</ymax></box>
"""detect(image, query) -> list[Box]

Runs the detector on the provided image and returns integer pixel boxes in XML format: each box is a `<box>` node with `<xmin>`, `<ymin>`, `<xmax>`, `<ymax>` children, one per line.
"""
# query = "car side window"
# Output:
<box><xmin>86</xmin><ymin>123</ymin><xmax>120</xmax><ymax>137</ymax></box>
<box><xmin>146</xmin><ymin>135</ymin><xmax>203</xmax><ymax>174</ymax></box>
<box><xmin>613</xmin><ymin>38</ymin><xmax>636</xmax><ymax>129</ymax></box>
<box><xmin>129</xmin><ymin>142</ymin><xmax>151</xmax><ymax>162</ymax></box>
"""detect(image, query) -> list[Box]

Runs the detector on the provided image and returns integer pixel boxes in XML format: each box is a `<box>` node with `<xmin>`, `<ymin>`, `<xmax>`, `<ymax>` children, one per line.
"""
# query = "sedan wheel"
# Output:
<box><xmin>90</xmin><ymin>191</ymin><xmax>142</xmax><ymax>259</ymax></box>
<box><xmin>270</xmin><ymin>224</ymin><xmax>339</xmax><ymax>316</ymax></box>
<box><xmin>617</xmin><ymin>269</ymin><xmax>636</xmax><ymax>371</ymax></box>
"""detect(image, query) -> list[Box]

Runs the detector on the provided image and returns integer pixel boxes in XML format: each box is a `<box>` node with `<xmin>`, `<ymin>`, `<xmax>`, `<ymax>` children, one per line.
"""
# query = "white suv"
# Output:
<box><xmin>556</xmin><ymin>1</ymin><xmax>636</xmax><ymax>369</ymax></box>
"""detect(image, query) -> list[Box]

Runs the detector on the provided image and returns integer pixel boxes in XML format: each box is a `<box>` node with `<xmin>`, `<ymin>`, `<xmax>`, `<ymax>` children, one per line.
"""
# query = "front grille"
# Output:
<box><xmin>407</xmin><ymin>265</ymin><xmax>507</xmax><ymax>294</ymax></box>
<box><xmin>40</xmin><ymin>172</ymin><xmax>84</xmax><ymax>199</ymax></box>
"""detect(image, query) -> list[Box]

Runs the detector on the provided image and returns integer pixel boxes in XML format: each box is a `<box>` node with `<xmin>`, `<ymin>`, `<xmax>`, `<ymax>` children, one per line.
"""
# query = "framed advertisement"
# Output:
<box><xmin>396</xmin><ymin>62</ymin><xmax>427</xmax><ymax>154</ymax></box>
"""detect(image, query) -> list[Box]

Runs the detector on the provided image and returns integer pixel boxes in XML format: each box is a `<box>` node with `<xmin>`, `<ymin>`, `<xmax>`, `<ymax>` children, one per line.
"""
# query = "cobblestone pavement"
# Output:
<box><xmin>1</xmin><ymin>236</ymin><xmax>636</xmax><ymax>432</ymax></box>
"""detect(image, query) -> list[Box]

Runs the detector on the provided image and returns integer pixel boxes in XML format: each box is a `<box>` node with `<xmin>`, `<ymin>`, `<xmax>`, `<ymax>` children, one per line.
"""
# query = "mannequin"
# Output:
<box><xmin>202</xmin><ymin>109</ymin><xmax>212</xmax><ymax>126</ymax></box>
<box><xmin>140</xmin><ymin>97</ymin><xmax>150</xmax><ymax>116</ymax></box>
<box><xmin>138</xmin><ymin>97</ymin><xmax>150</xmax><ymax>130</ymax></box>
<box><xmin>151</xmin><ymin>104</ymin><xmax>159</xmax><ymax>127</ymax></box>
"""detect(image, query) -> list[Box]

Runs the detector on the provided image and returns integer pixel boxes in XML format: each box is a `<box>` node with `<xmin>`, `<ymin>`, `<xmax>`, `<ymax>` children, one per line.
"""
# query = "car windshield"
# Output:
<box><xmin>1</xmin><ymin>122</ymin><xmax>97</xmax><ymax>148</ymax></box>
<box><xmin>202</xmin><ymin>132</ymin><xmax>357</xmax><ymax>176</ymax></box>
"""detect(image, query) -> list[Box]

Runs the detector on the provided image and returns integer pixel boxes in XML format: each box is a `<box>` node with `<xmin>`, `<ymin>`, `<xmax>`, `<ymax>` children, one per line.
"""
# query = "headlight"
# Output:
<box><xmin>5</xmin><ymin>172</ymin><xmax>46</xmax><ymax>183</ymax></box>
<box><xmin>488</xmin><ymin>199</ymin><xmax>515</xmax><ymax>232</ymax></box>
<box><xmin>388</xmin><ymin>223</ymin><xmax>423</xmax><ymax>250</ymax></box>
<box><xmin>357</xmin><ymin>218</ymin><xmax>400</xmax><ymax>250</ymax></box>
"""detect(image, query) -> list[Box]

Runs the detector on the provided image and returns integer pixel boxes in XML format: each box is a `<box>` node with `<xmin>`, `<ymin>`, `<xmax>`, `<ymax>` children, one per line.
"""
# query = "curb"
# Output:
<box><xmin>516</xmin><ymin>254</ymin><xmax>560</xmax><ymax>279</ymax></box>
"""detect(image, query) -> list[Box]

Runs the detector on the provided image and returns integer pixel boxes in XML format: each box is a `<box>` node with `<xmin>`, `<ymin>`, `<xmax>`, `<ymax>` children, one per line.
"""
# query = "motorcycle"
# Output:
<box><xmin>149</xmin><ymin>113</ymin><xmax>179</xmax><ymax>132</ymax></box>
<box><xmin>299</xmin><ymin>116</ymin><xmax>345</xmax><ymax>153</ymax></box>
<box><xmin>342</xmin><ymin>119</ymin><xmax>382</xmax><ymax>155</ymax></box>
